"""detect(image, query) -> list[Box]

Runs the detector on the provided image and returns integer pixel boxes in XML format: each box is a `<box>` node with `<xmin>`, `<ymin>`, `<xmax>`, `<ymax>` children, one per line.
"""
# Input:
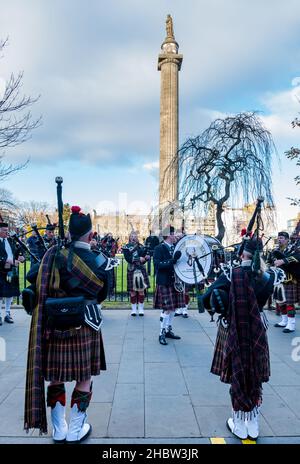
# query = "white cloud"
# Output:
<box><xmin>0</xmin><ymin>0</ymin><xmax>300</xmax><ymax>226</ymax></box>
<box><xmin>143</xmin><ymin>161</ymin><xmax>159</xmax><ymax>171</ymax></box>
<box><xmin>1</xmin><ymin>0</ymin><xmax>300</xmax><ymax>169</ymax></box>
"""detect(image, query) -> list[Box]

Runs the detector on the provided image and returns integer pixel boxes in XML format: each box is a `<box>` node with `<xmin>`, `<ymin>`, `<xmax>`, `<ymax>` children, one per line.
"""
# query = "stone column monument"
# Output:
<box><xmin>158</xmin><ymin>15</ymin><xmax>183</xmax><ymax>209</ymax></box>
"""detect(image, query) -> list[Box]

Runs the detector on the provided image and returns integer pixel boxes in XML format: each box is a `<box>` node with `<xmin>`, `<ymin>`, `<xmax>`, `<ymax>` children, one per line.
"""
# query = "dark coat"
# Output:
<box><xmin>202</xmin><ymin>264</ymin><xmax>275</xmax><ymax>315</ymax></box>
<box><xmin>0</xmin><ymin>238</ymin><xmax>21</xmax><ymax>297</ymax></box>
<box><xmin>153</xmin><ymin>242</ymin><xmax>175</xmax><ymax>287</ymax></box>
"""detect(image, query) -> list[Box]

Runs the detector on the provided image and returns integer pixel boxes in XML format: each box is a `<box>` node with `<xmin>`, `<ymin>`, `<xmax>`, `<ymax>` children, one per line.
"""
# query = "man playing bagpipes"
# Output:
<box><xmin>26</xmin><ymin>220</ymin><xmax>57</xmax><ymax>267</ymax></box>
<box><xmin>24</xmin><ymin>198</ymin><xmax>109</xmax><ymax>443</ymax></box>
<box><xmin>0</xmin><ymin>220</ymin><xmax>25</xmax><ymax>325</ymax></box>
<box><xmin>201</xmin><ymin>236</ymin><xmax>285</xmax><ymax>440</ymax></box>
<box><xmin>26</xmin><ymin>231</ymin><xmax>46</xmax><ymax>266</ymax></box>
<box><xmin>101</xmin><ymin>232</ymin><xmax>118</xmax><ymax>257</ymax></box>
<box><xmin>123</xmin><ymin>231</ymin><xmax>150</xmax><ymax>316</ymax></box>
<box><xmin>100</xmin><ymin>233</ymin><xmax>118</xmax><ymax>297</ymax></box>
<box><xmin>153</xmin><ymin>225</ymin><xmax>182</xmax><ymax>345</ymax></box>
<box><xmin>43</xmin><ymin>222</ymin><xmax>57</xmax><ymax>248</ymax></box>
<box><xmin>272</xmin><ymin>231</ymin><xmax>300</xmax><ymax>333</ymax></box>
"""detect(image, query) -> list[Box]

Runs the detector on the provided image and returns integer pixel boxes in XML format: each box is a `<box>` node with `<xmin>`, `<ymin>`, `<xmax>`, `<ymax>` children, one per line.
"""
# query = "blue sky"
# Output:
<box><xmin>0</xmin><ymin>0</ymin><xmax>300</xmax><ymax>229</ymax></box>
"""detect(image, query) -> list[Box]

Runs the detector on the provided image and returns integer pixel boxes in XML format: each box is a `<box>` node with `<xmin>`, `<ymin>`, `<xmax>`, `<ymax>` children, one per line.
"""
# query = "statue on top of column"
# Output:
<box><xmin>166</xmin><ymin>14</ymin><xmax>175</xmax><ymax>39</ymax></box>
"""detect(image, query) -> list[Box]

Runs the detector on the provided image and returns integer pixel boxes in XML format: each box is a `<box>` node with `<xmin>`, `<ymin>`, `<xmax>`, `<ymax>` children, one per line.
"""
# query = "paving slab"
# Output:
<box><xmin>182</xmin><ymin>366</ymin><xmax>230</xmax><ymax>406</ymax></box>
<box><xmin>1</xmin><ymin>308</ymin><xmax>300</xmax><ymax>443</ymax></box>
<box><xmin>108</xmin><ymin>383</ymin><xmax>144</xmax><ymax>438</ymax></box>
<box><xmin>145</xmin><ymin>362</ymin><xmax>188</xmax><ymax>396</ymax></box>
<box><xmin>91</xmin><ymin>364</ymin><xmax>119</xmax><ymax>403</ymax></box>
<box><xmin>145</xmin><ymin>395</ymin><xmax>200</xmax><ymax>438</ymax></box>
<box><xmin>260</xmin><ymin>394</ymin><xmax>300</xmax><ymax>436</ymax></box>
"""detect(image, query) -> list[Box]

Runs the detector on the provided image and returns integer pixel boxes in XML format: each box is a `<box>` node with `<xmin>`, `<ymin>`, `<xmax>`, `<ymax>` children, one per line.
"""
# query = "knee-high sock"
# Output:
<box><xmin>130</xmin><ymin>294</ymin><xmax>137</xmax><ymax>304</ymax></box>
<box><xmin>167</xmin><ymin>311</ymin><xmax>174</xmax><ymax>331</ymax></box>
<box><xmin>160</xmin><ymin>312</ymin><xmax>169</xmax><ymax>335</ymax></box>
<box><xmin>5</xmin><ymin>297</ymin><xmax>13</xmax><ymax>315</ymax></box>
<box><xmin>138</xmin><ymin>293</ymin><xmax>145</xmax><ymax>304</ymax></box>
<box><xmin>279</xmin><ymin>304</ymin><xmax>287</xmax><ymax>315</ymax></box>
<box><xmin>71</xmin><ymin>388</ymin><xmax>92</xmax><ymax>412</ymax></box>
<box><xmin>287</xmin><ymin>304</ymin><xmax>296</xmax><ymax>318</ymax></box>
<box><xmin>47</xmin><ymin>383</ymin><xmax>66</xmax><ymax>408</ymax></box>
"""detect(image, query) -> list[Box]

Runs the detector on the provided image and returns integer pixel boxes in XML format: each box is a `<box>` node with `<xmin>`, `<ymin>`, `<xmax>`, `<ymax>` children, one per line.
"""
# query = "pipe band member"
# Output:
<box><xmin>24</xmin><ymin>206</ymin><xmax>108</xmax><ymax>443</ymax></box>
<box><xmin>202</xmin><ymin>237</ymin><xmax>285</xmax><ymax>440</ymax></box>
<box><xmin>272</xmin><ymin>231</ymin><xmax>300</xmax><ymax>333</ymax></box>
<box><xmin>153</xmin><ymin>225</ymin><xmax>182</xmax><ymax>345</ymax></box>
<box><xmin>123</xmin><ymin>231</ymin><xmax>150</xmax><ymax>317</ymax></box>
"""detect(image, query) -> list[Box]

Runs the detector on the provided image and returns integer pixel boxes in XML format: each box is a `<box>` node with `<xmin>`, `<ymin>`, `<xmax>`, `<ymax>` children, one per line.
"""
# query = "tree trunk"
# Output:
<box><xmin>215</xmin><ymin>203</ymin><xmax>225</xmax><ymax>243</ymax></box>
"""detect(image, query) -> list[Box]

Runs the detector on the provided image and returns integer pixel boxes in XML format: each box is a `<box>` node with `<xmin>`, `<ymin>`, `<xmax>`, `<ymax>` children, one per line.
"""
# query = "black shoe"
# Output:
<box><xmin>0</xmin><ymin>317</ymin><xmax>2</xmax><ymax>326</ymax></box>
<box><xmin>274</xmin><ymin>323</ymin><xmax>286</xmax><ymax>328</ymax></box>
<box><xmin>174</xmin><ymin>312</ymin><xmax>181</xmax><ymax>317</ymax></box>
<box><xmin>4</xmin><ymin>315</ymin><xmax>14</xmax><ymax>324</ymax></box>
<box><xmin>182</xmin><ymin>313</ymin><xmax>188</xmax><ymax>319</ymax></box>
<box><xmin>159</xmin><ymin>333</ymin><xmax>168</xmax><ymax>345</ymax></box>
<box><xmin>165</xmin><ymin>330</ymin><xmax>181</xmax><ymax>340</ymax></box>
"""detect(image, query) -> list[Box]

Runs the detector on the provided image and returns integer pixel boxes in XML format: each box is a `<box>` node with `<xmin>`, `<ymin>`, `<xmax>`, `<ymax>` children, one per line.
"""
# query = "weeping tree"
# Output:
<box><xmin>167</xmin><ymin>112</ymin><xmax>275</xmax><ymax>242</ymax></box>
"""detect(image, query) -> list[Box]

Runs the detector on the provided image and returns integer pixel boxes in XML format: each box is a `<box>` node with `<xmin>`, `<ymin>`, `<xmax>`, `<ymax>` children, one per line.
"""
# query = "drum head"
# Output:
<box><xmin>174</xmin><ymin>235</ymin><xmax>213</xmax><ymax>284</ymax></box>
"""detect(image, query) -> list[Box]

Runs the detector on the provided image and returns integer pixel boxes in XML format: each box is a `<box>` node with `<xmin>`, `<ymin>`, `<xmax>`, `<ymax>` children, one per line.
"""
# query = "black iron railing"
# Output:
<box><xmin>15</xmin><ymin>256</ymin><xmax>197</xmax><ymax>305</ymax></box>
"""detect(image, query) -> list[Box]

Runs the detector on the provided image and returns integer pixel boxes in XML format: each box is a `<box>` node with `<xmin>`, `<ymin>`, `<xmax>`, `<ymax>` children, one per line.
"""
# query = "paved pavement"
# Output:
<box><xmin>1</xmin><ymin>306</ymin><xmax>300</xmax><ymax>445</ymax></box>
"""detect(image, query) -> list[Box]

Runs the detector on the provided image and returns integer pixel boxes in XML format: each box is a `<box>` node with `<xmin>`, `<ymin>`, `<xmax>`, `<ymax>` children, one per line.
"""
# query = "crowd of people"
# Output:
<box><xmin>0</xmin><ymin>209</ymin><xmax>299</xmax><ymax>443</ymax></box>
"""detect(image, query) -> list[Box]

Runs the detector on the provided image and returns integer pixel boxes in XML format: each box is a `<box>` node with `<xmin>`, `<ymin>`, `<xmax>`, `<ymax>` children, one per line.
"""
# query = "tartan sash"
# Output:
<box><xmin>24</xmin><ymin>246</ymin><xmax>104</xmax><ymax>433</ymax></box>
<box><xmin>221</xmin><ymin>267</ymin><xmax>270</xmax><ymax>413</ymax></box>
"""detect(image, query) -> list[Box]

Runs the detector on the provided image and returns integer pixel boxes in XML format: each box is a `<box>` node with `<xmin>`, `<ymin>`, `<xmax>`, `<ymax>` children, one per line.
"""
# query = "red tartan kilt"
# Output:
<box><xmin>43</xmin><ymin>326</ymin><xmax>106</xmax><ymax>382</ymax></box>
<box><xmin>153</xmin><ymin>285</ymin><xmax>178</xmax><ymax>311</ymax></box>
<box><xmin>127</xmin><ymin>266</ymin><xmax>150</xmax><ymax>292</ymax></box>
<box><xmin>175</xmin><ymin>290</ymin><xmax>186</xmax><ymax>308</ymax></box>
<box><xmin>284</xmin><ymin>281</ymin><xmax>300</xmax><ymax>305</ymax></box>
<box><xmin>210</xmin><ymin>322</ymin><xmax>229</xmax><ymax>381</ymax></box>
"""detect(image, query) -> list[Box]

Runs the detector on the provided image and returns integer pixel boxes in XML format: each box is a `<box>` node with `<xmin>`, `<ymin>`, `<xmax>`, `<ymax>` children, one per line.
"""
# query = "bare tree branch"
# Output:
<box><xmin>0</xmin><ymin>38</ymin><xmax>41</xmax><ymax>152</ymax></box>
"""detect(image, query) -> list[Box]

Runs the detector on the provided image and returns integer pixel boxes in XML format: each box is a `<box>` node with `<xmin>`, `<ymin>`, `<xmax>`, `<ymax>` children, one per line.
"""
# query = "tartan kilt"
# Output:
<box><xmin>210</xmin><ymin>321</ymin><xmax>229</xmax><ymax>380</ymax></box>
<box><xmin>284</xmin><ymin>280</ymin><xmax>300</xmax><ymax>305</ymax></box>
<box><xmin>211</xmin><ymin>318</ymin><xmax>270</xmax><ymax>385</ymax></box>
<box><xmin>153</xmin><ymin>284</ymin><xmax>178</xmax><ymax>311</ymax></box>
<box><xmin>43</xmin><ymin>325</ymin><xmax>106</xmax><ymax>382</ymax></box>
<box><xmin>175</xmin><ymin>290</ymin><xmax>186</xmax><ymax>308</ymax></box>
<box><xmin>127</xmin><ymin>266</ymin><xmax>150</xmax><ymax>292</ymax></box>
<box><xmin>0</xmin><ymin>272</ymin><xmax>20</xmax><ymax>297</ymax></box>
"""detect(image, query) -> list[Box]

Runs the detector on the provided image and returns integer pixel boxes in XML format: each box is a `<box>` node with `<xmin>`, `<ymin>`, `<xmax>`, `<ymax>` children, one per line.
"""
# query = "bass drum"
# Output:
<box><xmin>174</xmin><ymin>234</ymin><xmax>222</xmax><ymax>285</ymax></box>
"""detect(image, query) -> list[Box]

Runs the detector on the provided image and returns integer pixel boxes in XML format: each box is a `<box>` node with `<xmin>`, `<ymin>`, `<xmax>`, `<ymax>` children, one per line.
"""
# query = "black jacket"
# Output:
<box><xmin>202</xmin><ymin>264</ymin><xmax>276</xmax><ymax>314</ymax></box>
<box><xmin>153</xmin><ymin>242</ymin><xmax>175</xmax><ymax>287</ymax></box>
<box><xmin>27</xmin><ymin>246</ymin><xmax>108</xmax><ymax>303</ymax></box>
<box><xmin>0</xmin><ymin>238</ymin><xmax>21</xmax><ymax>272</ymax></box>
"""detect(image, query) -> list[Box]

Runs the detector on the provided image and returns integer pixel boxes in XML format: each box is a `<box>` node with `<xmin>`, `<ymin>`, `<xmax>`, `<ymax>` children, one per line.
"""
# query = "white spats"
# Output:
<box><xmin>283</xmin><ymin>317</ymin><xmax>296</xmax><ymax>333</ymax></box>
<box><xmin>160</xmin><ymin>312</ymin><xmax>168</xmax><ymax>335</ymax></box>
<box><xmin>66</xmin><ymin>404</ymin><xmax>92</xmax><ymax>443</ymax></box>
<box><xmin>138</xmin><ymin>303</ymin><xmax>144</xmax><ymax>316</ymax></box>
<box><xmin>274</xmin><ymin>314</ymin><xmax>288</xmax><ymax>327</ymax></box>
<box><xmin>246</xmin><ymin>410</ymin><xmax>259</xmax><ymax>440</ymax></box>
<box><xmin>227</xmin><ymin>411</ymin><xmax>248</xmax><ymax>440</ymax></box>
<box><xmin>51</xmin><ymin>402</ymin><xmax>68</xmax><ymax>443</ymax></box>
<box><xmin>131</xmin><ymin>304</ymin><xmax>137</xmax><ymax>317</ymax></box>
